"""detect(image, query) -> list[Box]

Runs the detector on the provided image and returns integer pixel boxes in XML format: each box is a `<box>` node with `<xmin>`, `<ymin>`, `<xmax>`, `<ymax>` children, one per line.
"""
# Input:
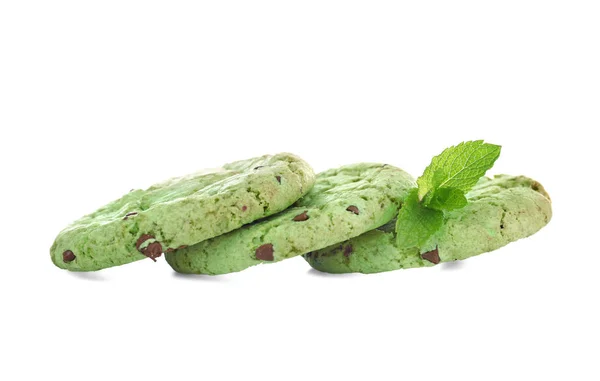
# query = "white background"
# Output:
<box><xmin>1</xmin><ymin>1</ymin><xmax>598</xmax><ymax>380</ymax></box>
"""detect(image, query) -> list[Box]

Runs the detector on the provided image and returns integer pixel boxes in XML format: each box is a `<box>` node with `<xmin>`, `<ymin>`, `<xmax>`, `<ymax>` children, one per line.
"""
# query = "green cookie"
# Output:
<box><xmin>304</xmin><ymin>175</ymin><xmax>552</xmax><ymax>274</ymax></box>
<box><xmin>166</xmin><ymin>163</ymin><xmax>416</xmax><ymax>275</ymax></box>
<box><xmin>50</xmin><ymin>153</ymin><xmax>315</xmax><ymax>271</ymax></box>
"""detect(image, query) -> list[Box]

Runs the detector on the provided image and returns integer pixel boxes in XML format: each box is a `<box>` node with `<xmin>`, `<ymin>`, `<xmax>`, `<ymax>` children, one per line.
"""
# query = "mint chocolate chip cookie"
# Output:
<box><xmin>304</xmin><ymin>175</ymin><xmax>552</xmax><ymax>274</ymax></box>
<box><xmin>50</xmin><ymin>153</ymin><xmax>315</xmax><ymax>271</ymax></box>
<box><xmin>166</xmin><ymin>163</ymin><xmax>416</xmax><ymax>275</ymax></box>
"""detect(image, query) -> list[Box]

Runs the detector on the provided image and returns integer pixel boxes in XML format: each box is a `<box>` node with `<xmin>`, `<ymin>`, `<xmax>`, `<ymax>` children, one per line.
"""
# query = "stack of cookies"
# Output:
<box><xmin>50</xmin><ymin>153</ymin><xmax>552</xmax><ymax>275</ymax></box>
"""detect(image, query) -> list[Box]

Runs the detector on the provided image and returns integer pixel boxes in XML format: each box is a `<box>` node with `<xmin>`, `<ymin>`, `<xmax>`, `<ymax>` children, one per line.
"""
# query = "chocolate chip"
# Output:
<box><xmin>346</xmin><ymin>205</ymin><xmax>360</xmax><ymax>215</ymax></box>
<box><xmin>135</xmin><ymin>234</ymin><xmax>154</xmax><ymax>250</ymax></box>
<box><xmin>275</xmin><ymin>175</ymin><xmax>281</xmax><ymax>184</ymax></box>
<box><xmin>255</xmin><ymin>243</ymin><xmax>274</xmax><ymax>261</ymax></box>
<box><xmin>293</xmin><ymin>211</ymin><xmax>309</xmax><ymax>221</ymax></box>
<box><xmin>123</xmin><ymin>212</ymin><xmax>138</xmax><ymax>220</ymax></box>
<box><xmin>343</xmin><ymin>245</ymin><xmax>353</xmax><ymax>257</ymax></box>
<box><xmin>242</xmin><ymin>205</ymin><xmax>248</xmax><ymax>211</ymax></box>
<box><xmin>166</xmin><ymin>245</ymin><xmax>188</xmax><ymax>253</ymax></box>
<box><xmin>421</xmin><ymin>247</ymin><xmax>440</xmax><ymax>264</ymax></box>
<box><xmin>141</xmin><ymin>241</ymin><xmax>163</xmax><ymax>262</ymax></box>
<box><xmin>500</xmin><ymin>224</ymin><xmax>504</xmax><ymax>229</ymax></box>
<box><xmin>254</xmin><ymin>166</ymin><xmax>264</xmax><ymax>170</ymax></box>
<box><xmin>62</xmin><ymin>250</ymin><xmax>76</xmax><ymax>263</ymax></box>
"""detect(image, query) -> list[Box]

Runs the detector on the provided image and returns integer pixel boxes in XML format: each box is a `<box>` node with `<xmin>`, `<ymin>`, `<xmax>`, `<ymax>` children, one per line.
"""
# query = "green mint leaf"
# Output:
<box><xmin>417</xmin><ymin>140</ymin><xmax>501</xmax><ymax>200</ymax></box>
<box><xmin>423</xmin><ymin>187</ymin><xmax>468</xmax><ymax>211</ymax></box>
<box><xmin>430</xmin><ymin>169</ymin><xmax>447</xmax><ymax>190</ymax></box>
<box><xmin>396</xmin><ymin>189</ymin><xmax>444</xmax><ymax>249</ymax></box>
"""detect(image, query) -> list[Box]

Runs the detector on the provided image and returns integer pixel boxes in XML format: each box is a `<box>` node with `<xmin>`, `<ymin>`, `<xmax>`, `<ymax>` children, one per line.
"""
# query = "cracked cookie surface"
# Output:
<box><xmin>50</xmin><ymin>153</ymin><xmax>315</xmax><ymax>271</ymax></box>
<box><xmin>166</xmin><ymin>163</ymin><xmax>415</xmax><ymax>275</ymax></box>
<box><xmin>304</xmin><ymin>175</ymin><xmax>552</xmax><ymax>274</ymax></box>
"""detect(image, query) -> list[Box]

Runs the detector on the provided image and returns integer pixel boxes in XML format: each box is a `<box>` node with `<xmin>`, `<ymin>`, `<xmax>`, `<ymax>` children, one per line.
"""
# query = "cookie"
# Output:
<box><xmin>304</xmin><ymin>175</ymin><xmax>552</xmax><ymax>273</ymax></box>
<box><xmin>50</xmin><ymin>153</ymin><xmax>315</xmax><ymax>271</ymax></box>
<box><xmin>166</xmin><ymin>163</ymin><xmax>416</xmax><ymax>275</ymax></box>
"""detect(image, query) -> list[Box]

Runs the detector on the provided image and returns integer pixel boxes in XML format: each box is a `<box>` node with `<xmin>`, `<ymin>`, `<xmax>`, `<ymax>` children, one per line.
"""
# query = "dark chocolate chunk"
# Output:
<box><xmin>141</xmin><ymin>242</ymin><xmax>163</xmax><ymax>262</ymax></box>
<box><xmin>254</xmin><ymin>166</ymin><xmax>264</xmax><ymax>170</ymax></box>
<box><xmin>421</xmin><ymin>247</ymin><xmax>440</xmax><ymax>264</ymax></box>
<box><xmin>343</xmin><ymin>245</ymin><xmax>353</xmax><ymax>257</ymax></box>
<box><xmin>135</xmin><ymin>234</ymin><xmax>154</xmax><ymax>250</ymax></box>
<box><xmin>275</xmin><ymin>175</ymin><xmax>281</xmax><ymax>184</ymax></box>
<box><xmin>242</xmin><ymin>205</ymin><xmax>248</xmax><ymax>211</ymax></box>
<box><xmin>293</xmin><ymin>211</ymin><xmax>309</xmax><ymax>221</ymax></box>
<box><xmin>123</xmin><ymin>212</ymin><xmax>138</xmax><ymax>220</ymax></box>
<box><xmin>346</xmin><ymin>205</ymin><xmax>360</xmax><ymax>215</ymax></box>
<box><xmin>62</xmin><ymin>250</ymin><xmax>76</xmax><ymax>263</ymax></box>
<box><xmin>255</xmin><ymin>243</ymin><xmax>274</xmax><ymax>261</ymax></box>
<box><xmin>500</xmin><ymin>224</ymin><xmax>504</xmax><ymax>229</ymax></box>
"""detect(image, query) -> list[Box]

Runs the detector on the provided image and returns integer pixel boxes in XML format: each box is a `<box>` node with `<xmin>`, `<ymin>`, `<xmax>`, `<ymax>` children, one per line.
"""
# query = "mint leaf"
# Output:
<box><xmin>423</xmin><ymin>187</ymin><xmax>468</xmax><ymax>211</ymax></box>
<box><xmin>430</xmin><ymin>169</ymin><xmax>446</xmax><ymax>190</ymax></box>
<box><xmin>417</xmin><ymin>140</ymin><xmax>501</xmax><ymax>200</ymax></box>
<box><xmin>396</xmin><ymin>189</ymin><xmax>444</xmax><ymax>249</ymax></box>
<box><xmin>396</xmin><ymin>140</ymin><xmax>502</xmax><ymax>250</ymax></box>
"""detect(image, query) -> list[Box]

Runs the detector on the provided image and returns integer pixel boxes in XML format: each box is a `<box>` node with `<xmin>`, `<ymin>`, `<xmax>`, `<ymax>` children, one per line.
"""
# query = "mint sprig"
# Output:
<box><xmin>417</xmin><ymin>140</ymin><xmax>501</xmax><ymax>201</ymax></box>
<box><xmin>396</xmin><ymin>140</ymin><xmax>501</xmax><ymax>249</ymax></box>
<box><xmin>396</xmin><ymin>189</ymin><xmax>444</xmax><ymax>249</ymax></box>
